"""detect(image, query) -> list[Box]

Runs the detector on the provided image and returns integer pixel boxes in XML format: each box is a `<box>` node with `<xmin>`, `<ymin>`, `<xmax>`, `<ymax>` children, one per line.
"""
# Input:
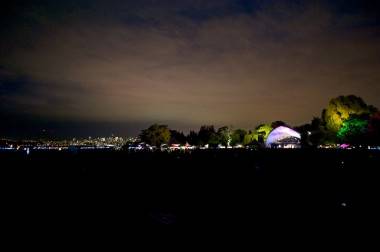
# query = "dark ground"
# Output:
<box><xmin>2</xmin><ymin>149</ymin><xmax>380</xmax><ymax>230</ymax></box>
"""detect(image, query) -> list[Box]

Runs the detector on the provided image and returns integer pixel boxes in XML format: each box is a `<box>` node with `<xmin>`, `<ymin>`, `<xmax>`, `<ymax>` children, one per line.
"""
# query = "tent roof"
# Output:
<box><xmin>266</xmin><ymin>126</ymin><xmax>301</xmax><ymax>146</ymax></box>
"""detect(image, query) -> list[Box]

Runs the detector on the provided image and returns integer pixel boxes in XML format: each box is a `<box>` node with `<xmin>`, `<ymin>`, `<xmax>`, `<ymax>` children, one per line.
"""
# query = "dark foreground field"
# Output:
<box><xmin>2</xmin><ymin>149</ymin><xmax>380</xmax><ymax>229</ymax></box>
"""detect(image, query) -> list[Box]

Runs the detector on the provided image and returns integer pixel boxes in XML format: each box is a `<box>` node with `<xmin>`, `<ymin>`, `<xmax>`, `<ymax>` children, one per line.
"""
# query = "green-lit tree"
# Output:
<box><xmin>243</xmin><ymin>130</ymin><xmax>255</xmax><ymax>146</ymax></box>
<box><xmin>139</xmin><ymin>124</ymin><xmax>171</xmax><ymax>147</ymax></box>
<box><xmin>217</xmin><ymin>126</ymin><xmax>231</xmax><ymax>147</ymax></box>
<box><xmin>337</xmin><ymin>116</ymin><xmax>369</xmax><ymax>144</ymax></box>
<box><xmin>253</xmin><ymin>124</ymin><xmax>273</xmax><ymax>144</ymax></box>
<box><xmin>242</xmin><ymin>124</ymin><xmax>272</xmax><ymax>146</ymax></box>
<box><xmin>322</xmin><ymin>95</ymin><xmax>374</xmax><ymax>133</ymax></box>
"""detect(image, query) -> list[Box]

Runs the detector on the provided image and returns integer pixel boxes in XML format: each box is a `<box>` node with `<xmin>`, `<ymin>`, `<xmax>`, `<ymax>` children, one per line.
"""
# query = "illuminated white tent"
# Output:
<box><xmin>265</xmin><ymin>126</ymin><xmax>301</xmax><ymax>148</ymax></box>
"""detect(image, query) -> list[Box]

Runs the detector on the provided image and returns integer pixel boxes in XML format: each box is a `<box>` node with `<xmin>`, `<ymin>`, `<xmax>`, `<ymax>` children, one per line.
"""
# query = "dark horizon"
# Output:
<box><xmin>1</xmin><ymin>0</ymin><xmax>380</xmax><ymax>138</ymax></box>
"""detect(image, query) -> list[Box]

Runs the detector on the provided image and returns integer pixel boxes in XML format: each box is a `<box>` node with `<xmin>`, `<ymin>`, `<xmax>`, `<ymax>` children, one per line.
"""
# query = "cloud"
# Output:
<box><xmin>1</xmin><ymin>0</ymin><xmax>380</xmax><ymax>133</ymax></box>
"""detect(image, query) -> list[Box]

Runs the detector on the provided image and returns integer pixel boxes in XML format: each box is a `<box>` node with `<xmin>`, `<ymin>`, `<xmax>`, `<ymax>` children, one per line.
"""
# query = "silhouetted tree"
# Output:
<box><xmin>209</xmin><ymin>133</ymin><xmax>221</xmax><ymax>147</ymax></box>
<box><xmin>368</xmin><ymin>112</ymin><xmax>380</xmax><ymax>145</ymax></box>
<box><xmin>169</xmin><ymin>130</ymin><xmax>186</xmax><ymax>145</ymax></box>
<box><xmin>187</xmin><ymin>131</ymin><xmax>199</xmax><ymax>146</ymax></box>
<box><xmin>295</xmin><ymin>123</ymin><xmax>312</xmax><ymax>148</ymax></box>
<box><xmin>271</xmin><ymin>121</ymin><xmax>287</xmax><ymax>129</ymax></box>
<box><xmin>308</xmin><ymin>117</ymin><xmax>326</xmax><ymax>146</ymax></box>
<box><xmin>230</xmin><ymin>129</ymin><xmax>247</xmax><ymax>146</ymax></box>
<box><xmin>296</xmin><ymin>117</ymin><xmax>335</xmax><ymax>146</ymax></box>
<box><xmin>198</xmin><ymin>125</ymin><xmax>216</xmax><ymax>146</ymax></box>
<box><xmin>139</xmin><ymin>124</ymin><xmax>171</xmax><ymax>147</ymax></box>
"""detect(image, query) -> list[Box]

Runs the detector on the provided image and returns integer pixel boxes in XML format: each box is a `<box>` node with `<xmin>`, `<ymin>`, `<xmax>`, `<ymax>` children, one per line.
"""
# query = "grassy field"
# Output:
<box><xmin>2</xmin><ymin>149</ymin><xmax>380</xmax><ymax>227</ymax></box>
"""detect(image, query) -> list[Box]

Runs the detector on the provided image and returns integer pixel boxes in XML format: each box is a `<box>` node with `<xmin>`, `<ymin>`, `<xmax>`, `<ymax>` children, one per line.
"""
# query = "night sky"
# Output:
<box><xmin>1</xmin><ymin>0</ymin><xmax>379</xmax><ymax>138</ymax></box>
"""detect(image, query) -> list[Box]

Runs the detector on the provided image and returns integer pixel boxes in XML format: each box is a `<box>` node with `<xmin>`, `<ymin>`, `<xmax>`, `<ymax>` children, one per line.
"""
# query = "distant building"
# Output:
<box><xmin>265</xmin><ymin>126</ymin><xmax>301</xmax><ymax>149</ymax></box>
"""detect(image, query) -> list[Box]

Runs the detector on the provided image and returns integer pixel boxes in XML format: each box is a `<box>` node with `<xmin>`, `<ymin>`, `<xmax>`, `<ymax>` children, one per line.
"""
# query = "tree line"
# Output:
<box><xmin>138</xmin><ymin>95</ymin><xmax>380</xmax><ymax>147</ymax></box>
